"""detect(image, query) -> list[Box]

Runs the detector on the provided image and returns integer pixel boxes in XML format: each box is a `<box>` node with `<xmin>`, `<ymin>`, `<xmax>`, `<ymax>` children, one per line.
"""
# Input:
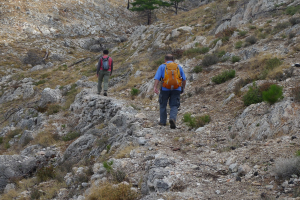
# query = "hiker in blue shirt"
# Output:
<box><xmin>153</xmin><ymin>54</ymin><xmax>186</xmax><ymax>129</ymax></box>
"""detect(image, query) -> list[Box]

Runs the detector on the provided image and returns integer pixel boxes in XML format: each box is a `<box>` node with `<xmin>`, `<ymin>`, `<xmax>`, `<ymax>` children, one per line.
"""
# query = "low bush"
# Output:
<box><xmin>183</xmin><ymin>113</ymin><xmax>210</xmax><ymax>128</ymax></box>
<box><xmin>249</xmin><ymin>25</ymin><xmax>256</xmax><ymax>29</ymax></box>
<box><xmin>36</xmin><ymin>165</ymin><xmax>56</xmax><ymax>182</ymax></box>
<box><xmin>216</xmin><ymin>27</ymin><xmax>236</xmax><ymax>38</ymax></box>
<box><xmin>193</xmin><ymin>66</ymin><xmax>202</xmax><ymax>73</ymax></box>
<box><xmin>233</xmin><ymin>78</ymin><xmax>253</xmax><ymax>95</ymax></box>
<box><xmin>273</xmin><ymin>157</ymin><xmax>300</xmax><ymax>179</ymax></box>
<box><xmin>63</xmin><ymin>84</ymin><xmax>78</xmax><ymax>110</ymax></box>
<box><xmin>0</xmin><ymin>137</ymin><xmax>3</xmax><ymax>145</ymax></box>
<box><xmin>112</xmin><ymin>170</ymin><xmax>127</xmax><ymax>183</ymax></box>
<box><xmin>212</xmin><ymin>69</ymin><xmax>236</xmax><ymax>84</ymax></box>
<box><xmin>216</xmin><ymin>50</ymin><xmax>226</xmax><ymax>58</ymax></box>
<box><xmin>62</xmin><ymin>131</ymin><xmax>80</xmax><ymax>141</ymax></box>
<box><xmin>195</xmin><ymin>86</ymin><xmax>205</xmax><ymax>95</ymax></box>
<box><xmin>262</xmin><ymin>84</ymin><xmax>284</xmax><ymax>104</ymax></box>
<box><xmin>289</xmin><ymin>17</ymin><xmax>300</xmax><ymax>26</ymax></box>
<box><xmin>183</xmin><ymin>47</ymin><xmax>209</xmax><ymax>56</ymax></box>
<box><xmin>292</xmin><ymin>86</ymin><xmax>300</xmax><ymax>102</ymax></box>
<box><xmin>265</xmin><ymin>57</ymin><xmax>282</xmax><ymax>70</ymax></box>
<box><xmin>242</xmin><ymin>82</ymin><xmax>263</xmax><ymax>106</ymax></box>
<box><xmin>231</xmin><ymin>56</ymin><xmax>241</xmax><ymax>63</ymax></box>
<box><xmin>23</xmin><ymin>49</ymin><xmax>45</xmax><ymax>66</ymax></box>
<box><xmin>245</xmin><ymin>35</ymin><xmax>257</xmax><ymax>45</ymax></box>
<box><xmin>131</xmin><ymin>88</ymin><xmax>139</xmax><ymax>96</ymax></box>
<box><xmin>47</xmin><ymin>104</ymin><xmax>61</xmax><ymax>115</ymax></box>
<box><xmin>33</xmin><ymin>80</ymin><xmax>46</xmax><ymax>86</ymax></box>
<box><xmin>258</xmin><ymin>32</ymin><xmax>268</xmax><ymax>39</ymax></box>
<box><xmin>202</xmin><ymin>54</ymin><xmax>219</xmax><ymax>67</ymax></box>
<box><xmin>272</xmin><ymin>22</ymin><xmax>290</xmax><ymax>34</ymax></box>
<box><xmin>289</xmin><ymin>32</ymin><xmax>296</xmax><ymax>39</ymax></box>
<box><xmin>235</xmin><ymin>41</ymin><xmax>243</xmax><ymax>49</ymax></box>
<box><xmin>238</xmin><ymin>30</ymin><xmax>248</xmax><ymax>37</ymax></box>
<box><xmin>154</xmin><ymin>56</ymin><xmax>165</xmax><ymax>66</ymax></box>
<box><xmin>286</xmin><ymin>5</ymin><xmax>300</xmax><ymax>15</ymax></box>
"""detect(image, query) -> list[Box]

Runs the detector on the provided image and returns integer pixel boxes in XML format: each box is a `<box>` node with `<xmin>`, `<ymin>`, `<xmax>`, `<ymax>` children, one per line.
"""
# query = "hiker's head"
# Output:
<box><xmin>103</xmin><ymin>50</ymin><xmax>109</xmax><ymax>55</ymax></box>
<box><xmin>165</xmin><ymin>54</ymin><xmax>174</xmax><ymax>62</ymax></box>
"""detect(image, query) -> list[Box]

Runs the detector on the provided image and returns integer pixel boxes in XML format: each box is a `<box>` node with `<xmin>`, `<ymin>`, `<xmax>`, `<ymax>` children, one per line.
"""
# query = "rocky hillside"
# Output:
<box><xmin>1</xmin><ymin>0</ymin><xmax>300</xmax><ymax>199</ymax></box>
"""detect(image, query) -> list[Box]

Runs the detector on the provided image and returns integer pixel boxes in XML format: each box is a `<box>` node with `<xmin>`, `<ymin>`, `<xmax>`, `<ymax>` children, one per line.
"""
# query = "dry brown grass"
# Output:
<box><xmin>115</xmin><ymin>144</ymin><xmax>136</xmax><ymax>159</ymax></box>
<box><xmin>86</xmin><ymin>181</ymin><xmax>139</xmax><ymax>200</ymax></box>
<box><xmin>0</xmin><ymin>189</ymin><xmax>19</xmax><ymax>200</ymax></box>
<box><xmin>32</xmin><ymin>127</ymin><xmax>60</xmax><ymax>147</ymax></box>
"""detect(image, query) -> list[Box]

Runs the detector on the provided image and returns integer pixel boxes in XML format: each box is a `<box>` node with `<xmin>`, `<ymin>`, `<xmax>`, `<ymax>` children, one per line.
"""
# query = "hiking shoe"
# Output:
<box><xmin>104</xmin><ymin>91</ymin><xmax>107</xmax><ymax>96</ymax></box>
<box><xmin>158</xmin><ymin>122</ymin><xmax>166</xmax><ymax>126</ymax></box>
<box><xmin>169</xmin><ymin>119</ymin><xmax>176</xmax><ymax>129</ymax></box>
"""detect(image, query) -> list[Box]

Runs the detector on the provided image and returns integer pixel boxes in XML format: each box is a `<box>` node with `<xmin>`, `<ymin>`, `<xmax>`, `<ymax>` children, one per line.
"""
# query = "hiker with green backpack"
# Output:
<box><xmin>153</xmin><ymin>54</ymin><xmax>186</xmax><ymax>129</ymax></box>
<box><xmin>97</xmin><ymin>50</ymin><xmax>113</xmax><ymax>96</ymax></box>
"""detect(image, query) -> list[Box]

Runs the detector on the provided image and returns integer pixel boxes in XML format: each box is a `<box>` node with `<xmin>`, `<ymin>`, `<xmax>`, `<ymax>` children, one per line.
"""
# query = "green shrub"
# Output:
<box><xmin>296</xmin><ymin>150</ymin><xmax>300</xmax><ymax>157</ymax></box>
<box><xmin>183</xmin><ymin>47</ymin><xmax>209</xmax><ymax>57</ymax></box>
<box><xmin>0</xmin><ymin>137</ymin><xmax>3</xmax><ymax>145</ymax></box>
<box><xmin>33</xmin><ymin>80</ymin><xmax>46</xmax><ymax>86</ymax></box>
<box><xmin>231</xmin><ymin>56</ymin><xmax>241</xmax><ymax>63</ymax></box>
<box><xmin>131</xmin><ymin>88</ymin><xmax>139</xmax><ymax>96</ymax></box>
<box><xmin>235</xmin><ymin>41</ymin><xmax>243</xmax><ymax>49</ymax></box>
<box><xmin>238</xmin><ymin>30</ymin><xmax>248</xmax><ymax>37</ymax></box>
<box><xmin>262</xmin><ymin>84</ymin><xmax>284</xmax><ymax>104</ymax></box>
<box><xmin>112</xmin><ymin>170</ymin><xmax>127</xmax><ymax>183</ymax></box>
<box><xmin>216</xmin><ymin>50</ymin><xmax>226</xmax><ymax>58</ymax></box>
<box><xmin>289</xmin><ymin>32</ymin><xmax>296</xmax><ymax>39</ymax></box>
<box><xmin>245</xmin><ymin>35</ymin><xmax>257</xmax><ymax>45</ymax></box>
<box><xmin>242</xmin><ymin>82</ymin><xmax>263</xmax><ymax>106</ymax></box>
<box><xmin>62</xmin><ymin>132</ymin><xmax>80</xmax><ymax>141</ymax></box>
<box><xmin>286</xmin><ymin>5</ymin><xmax>300</xmax><ymax>15</ymax></box>
<box><xmin>5</xmin><ymin>142</ymin><xmax>10</xmax><ymax>149</ymax></box>
<box><xmin>36</xmin><ymin>165</ymin><xmax>56</xmax><ymax>182</ymax></box>
<box><xmin>249</xmin><ymin>25</ymin><xmax>256</xmax><ymax>29</ymax></box>
<box><xmin>103</xmin><ymin>161</ymin><xmax>113</xmax><ymax>173</ymax></box>
<box><xmin>7</xmin><ymin>129</ymin><xmax>23</xmax><ymax>139</ymax></box>
<box><xmin>183</xmin><ymin>113</ymin><xmax>210</xmax><ymax>128</ymax></box>
<box><xmin>258</xmin><ymin>32</ymin><xmax>268</xmax><ymax>39</ymax></box>
<box><xmin>193</xmin><ymin>66</ymin><xmax>202</xmax><ymax>73</ymax></box>
<box><xmin>202</xmin><ymin>54</ymin><xmax>219</xmax><ymax>67</ymax></box>
<box><xmin>47</xmin><ymin>104</ymin><xmax>61</xmax><ymax>115</ymax></box>
<box><xmin>265</xmin><ymin>57</ymin><xmax>282</xmax><ymax>70</ymax></box>
<box><xmin>211</xmin><ymin>69</ymin><xmax>235</xmax><ymax>84</ymax></box>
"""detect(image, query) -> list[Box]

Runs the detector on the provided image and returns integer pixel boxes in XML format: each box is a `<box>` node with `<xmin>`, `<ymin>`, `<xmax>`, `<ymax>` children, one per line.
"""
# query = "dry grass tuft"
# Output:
<box><xmin>86</xmin><ymin>182</ymin><xmax>139</xmax><ymax>200</ymax></box>
<box><xmin>115</xmin><ymin>144</ymin><xmax>136</xmax><ymax>159</ymax></box>
<box><xmin>273</xmin><ymin>157</ymin><xmax>300</xmax><ymax>179</ymax></box>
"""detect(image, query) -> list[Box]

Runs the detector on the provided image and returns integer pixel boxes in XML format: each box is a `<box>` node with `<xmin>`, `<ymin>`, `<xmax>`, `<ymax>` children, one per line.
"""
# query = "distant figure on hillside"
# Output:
<box><xmin>153</xmin><ymin>54</ymin><xmax>186</xmax><ymax>129</ymax></box>
<box><xmin>97</xmin><ymin>50</ymin><xmax>113</xmax><ymax>96</ymax></box>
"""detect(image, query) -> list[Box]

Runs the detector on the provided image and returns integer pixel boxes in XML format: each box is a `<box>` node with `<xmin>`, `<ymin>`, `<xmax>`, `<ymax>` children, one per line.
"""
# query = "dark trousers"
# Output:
<box><xmin>159</xmin><ymin>90</ymin><xmax>181</xmax><ymax>124</ymax></box>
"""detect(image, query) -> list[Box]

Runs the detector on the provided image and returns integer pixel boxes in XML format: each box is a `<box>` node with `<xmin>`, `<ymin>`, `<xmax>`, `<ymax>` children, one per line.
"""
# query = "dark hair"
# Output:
<box><xmin>103</xmin><ymin>50</ymin><xmax>109</xmax><ymax>54</ymax></box>
<box><xmin>165</xmin><ymin>55</ymin><xmax>174</xmax><ymax>61</ymax></box>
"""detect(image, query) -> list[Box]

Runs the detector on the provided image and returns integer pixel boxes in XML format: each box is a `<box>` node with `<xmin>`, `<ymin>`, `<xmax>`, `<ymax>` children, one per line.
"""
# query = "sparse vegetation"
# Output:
<box><xmin>292</xmin><ymin>85</ymin><xmax>300</xmax><ymax>102</ymax></box>
<box><xmin>183</xmin><ymin>47</ymin><xmax>209</xmax><ymax>57</ymax></box>
<box><xmin>63</xmin><ymin>83</ymin><xmax>78</xmax><ymax>110</ymax></box>
<box><xmin>193</xmin><ymin>65</ymin><xmax>202</xmax><ymax>73</ymax></box>
<box><xmin>212</xmin><ymin>69</ymin><xmax>236</xmax><ymax>84</ymax></box>
<box><xmin>33</xmin><ymin>79</ymin><xmax>46</xmax><ymax>86</ymax></box>
<box><xmin>285</xmin><ymin>5</ymin><xmax>300</xmax><ymax>15</ymax></box>
<box><xmin>47</xmin><ymin>104</ymin><xmax>61</xmax><ymax>115</ymax></box>
<box><xmin>235</xmin><ymin>41</ymin><xmax>243</xmax><ymax>49</ymax></box>
<box><xmin>272</xmin><ymin>22</ymin><xmax>290</xmax><ymax>34</ymax></box>
<box><xmin>238</xmin><ymin>30</ymin><xmax>248</xmax><ymax>37</ymax></box>
<box><xmin>62</xmin><ymin>131</ymin><xmax>80</xmax><ymax>141</ymax></box>
<box><xmin>87</xmin><ymin>182</ymin><xmax>139</xmax><ymax>200</ymax></box>
<box><xmin>242</xmin><ymin>82</ymin><xmax>263</xmax><ymax>106</ymax></box>
<box><xmin>36</xmin><ymin>165</ymin><xmax>56</xmax><ymax>182</ymax></box>
<box><xmin>183</xmin><ymin>113</ymin><xmax>210</xmax><ymax>128</ymax></box>
<box><xmin>289</xmin><ymin>17</ymin><xmax>300</xmax><ymax>25</ymax></box>
<box><xmin>103</xmin><ymin>161</ymin><xmax>114</xmax><ymax>173</ymax></box>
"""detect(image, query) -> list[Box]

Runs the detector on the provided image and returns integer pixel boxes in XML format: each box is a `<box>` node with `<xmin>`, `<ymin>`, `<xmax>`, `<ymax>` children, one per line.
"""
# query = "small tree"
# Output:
<box><xmin>170</xmin><ymin>0</ymin><xmax>185</xmax><ymax>15</ymax></box>
<box><xmin>130</xmin><ymin>0</ymin><xmax>170</xmax><ymax>25</ymax></box>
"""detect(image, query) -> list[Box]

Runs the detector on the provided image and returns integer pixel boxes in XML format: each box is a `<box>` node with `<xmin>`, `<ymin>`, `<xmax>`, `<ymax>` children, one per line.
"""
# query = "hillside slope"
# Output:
<box><xmin>1</xmin><ymin>0</ymin><xmax>300</xmax><ymax>199</ymax></box>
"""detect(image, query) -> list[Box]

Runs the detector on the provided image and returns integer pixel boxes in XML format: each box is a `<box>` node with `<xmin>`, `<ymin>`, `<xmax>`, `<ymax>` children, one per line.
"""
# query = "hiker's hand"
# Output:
<box><xmin>154</xmin><ymin>87</ymin><xmax>159</xmax><ymax>94</ymax></box>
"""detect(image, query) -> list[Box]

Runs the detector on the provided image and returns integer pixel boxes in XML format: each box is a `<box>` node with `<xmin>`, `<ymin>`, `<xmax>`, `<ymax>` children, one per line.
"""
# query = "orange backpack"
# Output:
<box><xmin>162</xmin><ymin>62</ymin><xmax>182</xmax><ymax>90</ymax></box>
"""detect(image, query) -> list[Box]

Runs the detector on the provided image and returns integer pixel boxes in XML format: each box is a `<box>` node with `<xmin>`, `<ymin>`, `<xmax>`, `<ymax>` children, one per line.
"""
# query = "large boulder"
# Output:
<box><xmin>231</xmin><ymin>99</ymin><xmax>300</xmax><ymax>140</ymax></box>
<box><xmin>38</xmin><ymin>88</ymin><xmax>62</xmax><ymax>108</ymax></box>
<box><xmin>0</xmin><ymin>155</ymin><xmax>37</xmax><ymax>193</ymax></box>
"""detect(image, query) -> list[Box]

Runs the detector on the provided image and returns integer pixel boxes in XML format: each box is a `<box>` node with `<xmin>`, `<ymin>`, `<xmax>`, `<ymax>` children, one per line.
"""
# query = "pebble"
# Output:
<box><xmin>215</xmin><ymin>190</ymin><xmax>221</xmax><ymax>195</ymax></box>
